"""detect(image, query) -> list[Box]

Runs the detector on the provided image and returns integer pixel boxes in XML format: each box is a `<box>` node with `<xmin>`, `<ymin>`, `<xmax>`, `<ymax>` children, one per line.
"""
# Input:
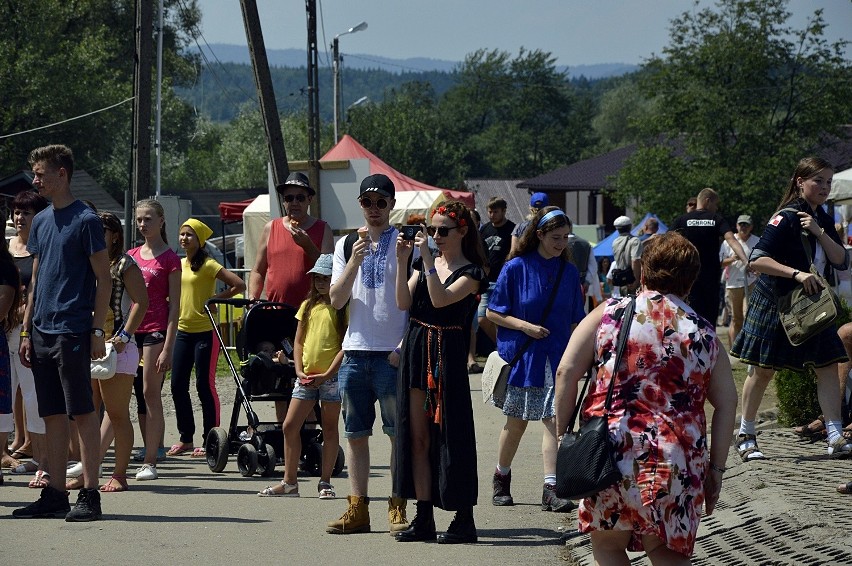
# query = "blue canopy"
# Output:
<box><xmin>593</xmin><ymin>213</ymin><xmax>669</xmax><ymax>257</ymax></box>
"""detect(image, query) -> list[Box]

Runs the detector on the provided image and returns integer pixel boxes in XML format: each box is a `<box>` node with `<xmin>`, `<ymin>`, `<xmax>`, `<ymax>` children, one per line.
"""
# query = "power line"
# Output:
<box><xmin>0</xmin><ymin>97</ymin><xmax>134</xmax><ymax>140</ymax></box>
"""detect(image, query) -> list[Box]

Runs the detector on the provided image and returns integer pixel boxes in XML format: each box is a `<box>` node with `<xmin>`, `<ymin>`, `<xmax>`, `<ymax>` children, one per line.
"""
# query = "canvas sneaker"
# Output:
<box><xmin>13</xmin><ymin>486</ymin><xmax>71</xmax><ymax>518</ymax></box>
<box><xmin>66</xmin><ymin>488</ymin><xmax>102</xmax><ymax>522</ymax></box>
<box><xmin>318</xmin><ymin>481</ymin><xmax>336</xmax><ymax>500</ymax></box>
<box><xmin>135</xmin><ymin>463</ymin><xmax>158</xmax><ymax>481</ymax></box>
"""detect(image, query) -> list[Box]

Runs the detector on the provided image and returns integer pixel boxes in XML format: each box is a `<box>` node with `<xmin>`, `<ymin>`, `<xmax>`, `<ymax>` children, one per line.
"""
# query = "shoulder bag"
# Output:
<box><xmin>481</xmin><ymin>261</ymin><xmax>565</xmax><ymax>403</ymax></box>
<box><xmin>778</xmin><ymin>225</ymin><xmax>838</xmax><ymax>346</ymax></box>
<box><xmin>90</xmin><ymin>342</ymin><xmax>117</xmax><ymax>380</ymax></box>
<box><xmin>555</xmin><ymin>296</ymin><xmax>635</xmax><ymax>499</ymax></box>
<box><xmin>610</xmin><ymin>235</ymin><xmax>635</xmax><ymax>287</ymax></box>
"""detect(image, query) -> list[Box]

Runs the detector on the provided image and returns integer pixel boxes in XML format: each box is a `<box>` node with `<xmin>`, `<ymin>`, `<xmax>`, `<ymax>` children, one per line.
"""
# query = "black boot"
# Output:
<box><xmin>492</xmin><ymin>470</ymin><xmax>514</xmax><ymax>506</ymax></box>
<box><xmin>395</xmin><ymin>501</ymin><xmax>436</xmax><ymax>542</ymax></box>
<box><xmin>437</xmin><ymin>507</ymin><xmax>477</xmax><ymax>544</ymax></box>
<box><xmin>542</xmin><ymin>483</ymin><xmax>576</xmax><ymax>512</ymax></box>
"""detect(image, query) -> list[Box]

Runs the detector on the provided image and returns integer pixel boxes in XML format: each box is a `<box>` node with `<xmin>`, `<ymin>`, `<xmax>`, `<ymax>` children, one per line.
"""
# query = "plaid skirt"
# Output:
<box><xmin>731</xmin><ymin>277</ymin><xmax>847</xmax><ymax>370</ymax></box>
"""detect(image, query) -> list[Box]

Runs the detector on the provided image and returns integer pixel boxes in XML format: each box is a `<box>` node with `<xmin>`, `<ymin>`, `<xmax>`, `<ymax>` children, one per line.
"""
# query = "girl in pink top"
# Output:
<box><xmin>127</xmin><ymin>199</ymin><xmax>181</xmax><ymax>481</ymax></box>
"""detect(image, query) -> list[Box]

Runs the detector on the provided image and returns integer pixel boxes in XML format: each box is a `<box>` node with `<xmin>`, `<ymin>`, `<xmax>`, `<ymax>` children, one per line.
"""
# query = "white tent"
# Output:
<box><xmin>389</xmin><ymin>189</ymin><xmax>447</xmax><ymax>225</ymax></box>
<box><xmin>242</xmin><ymin>194</ymin><xmax>271</xmax><ymax>272</ymax></box>
<box><xmin>829</xmin><ymin>167</ymin><xmax>852</xmax><ymax>203</ymax></box>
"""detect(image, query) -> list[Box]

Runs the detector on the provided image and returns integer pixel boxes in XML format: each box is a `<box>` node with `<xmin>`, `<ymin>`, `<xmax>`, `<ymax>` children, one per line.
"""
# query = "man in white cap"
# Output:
<box><xmin>609</xmin><ymin>215</ymin><xmax>642</xmax><ymax>296</ymax></box>
<box><xmin>672</xmin><ymin>188</ymin><xmax>749</xmax><ymax>327</ymax></box>
<box><xmin>720</xmin><ymin>214</ymin><xmax>759</xmax><ymax>347</ymax></box>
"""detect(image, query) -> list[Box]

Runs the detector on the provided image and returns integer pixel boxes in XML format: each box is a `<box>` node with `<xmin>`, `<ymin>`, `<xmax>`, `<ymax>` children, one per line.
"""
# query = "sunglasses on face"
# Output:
<box><xmin>427</xmin><ymin>225</ymin><xmax>459</xmax><ymax>238</ymax></box>
<box><xmin>359</xmin><ymin>197</ymin><xmax>388</xmax><ymax>210</ymax></box>
<box><xmin>283</xmin><ymin>194</ymin><xmax>307</xmax><ymax>203</ymax></box>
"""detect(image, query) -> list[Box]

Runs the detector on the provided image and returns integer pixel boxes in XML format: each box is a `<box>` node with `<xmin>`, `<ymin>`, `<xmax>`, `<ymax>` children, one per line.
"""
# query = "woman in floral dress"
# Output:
<box><xmin>555</xmin><ymin>232</ymin><xmax>738</xmax><ymax>564</ymax></box>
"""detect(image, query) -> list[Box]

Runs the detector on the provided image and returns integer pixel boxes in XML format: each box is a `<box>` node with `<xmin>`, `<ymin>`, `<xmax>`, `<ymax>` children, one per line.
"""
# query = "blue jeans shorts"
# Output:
<box><xmin>477</xmin><ymin>282</ymin><xmax>496</xmax><ymax>319</ymax></box>
<box><xmin>337</xmin><ymin>351</ymin><xmax>397</xmax><ymax>439</ymax></box>
<box><xmin>292</xmin><ymin>376</ymin><xmax>341</xmax><ymax>403</ymax></box>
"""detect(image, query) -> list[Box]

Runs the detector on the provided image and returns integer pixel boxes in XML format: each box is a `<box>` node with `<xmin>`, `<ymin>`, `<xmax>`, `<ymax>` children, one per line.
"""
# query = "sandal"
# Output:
<box><xmin>736</xmin><ymin>433</ymin><xmax>766</xmax><ymax>462</ymax></box>
<box><xmin>258</xmin><ymin>481</ymin><xmax>299</xmax><ymax>497</ymax></box>
<box><xmin>190</xmin><ymin>447</ymin><xmax>206</xmax><ymax>458</ymax></box>
<box><xmin>28</xmin><ymin>470</ymin><xmax>49</xmax><ymax>489</ymax></box>
<box><xmin>166</xmin><ymin>443</ymin><xmax>194</xmax><ymax>457</ymax></box>
<box><xmin>99</xmin><ymin>474</ymin><xmax>129</xmax><ymax>492</ymax></box>
<box><xmin>838</xmin><ymin>481</ymin><xmax>852</xmax><ymax>494</ymax></box>
<box><xmin>794</xmin><ymin>415</ymin><xmax>826</xmax><ymax>439</ymax></box>
<box><xmin>11</xmin><ymin>460</ymin><xmax>39</xmax><ymax>474</ymax></box>
<box><xmin>828</xmin><ymin>435</ymin><xmax>852</xmax><ymax>459</ymax></box>
<box><xmin>9</xmin><ymin>448</ymin><xmax>32</xmax><ymax>460</ymax></box>
<box><xmin>1</xmin><ymin>453</ymin><xmax>20</xmax><ymax>469</ymax></box>
<box><xmin>65</xmin><ymin>475</ymin><xmax>85</xmax><ymax>490</ymax></box>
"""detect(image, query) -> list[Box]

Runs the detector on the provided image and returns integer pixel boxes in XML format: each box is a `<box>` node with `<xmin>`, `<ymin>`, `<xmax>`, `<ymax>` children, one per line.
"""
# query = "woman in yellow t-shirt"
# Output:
<box><xmin>258</xmin><ymin>254</ymin><xmax>346</xmax><ymax>498</ymax></box>
<box><xmin>168</xmin><ymin>219</ymin><xmax>245</xmax><ymax>458</ymax></box>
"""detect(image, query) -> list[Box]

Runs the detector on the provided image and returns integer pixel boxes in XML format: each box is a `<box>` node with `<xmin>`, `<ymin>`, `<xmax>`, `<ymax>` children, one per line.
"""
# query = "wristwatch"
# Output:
<box><xmin>91</xmin><ymin>328</ymin><xmax>105</xmax><ymax>338</ymax></box>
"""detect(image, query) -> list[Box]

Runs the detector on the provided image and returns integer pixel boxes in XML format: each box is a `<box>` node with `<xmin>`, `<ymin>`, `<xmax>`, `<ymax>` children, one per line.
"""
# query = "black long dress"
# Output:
<box><xmin>393</xmin><ymin>258</ymin><xmax>486</xmax><ymax>510</ymax></box>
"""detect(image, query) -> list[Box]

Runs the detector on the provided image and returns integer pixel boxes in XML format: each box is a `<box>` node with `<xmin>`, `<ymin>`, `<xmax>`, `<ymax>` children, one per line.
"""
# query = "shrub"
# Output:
<box><xmin>774</xmin><ymin>297</ymin><xmax>851</xmax><ymax>426</ymax></box>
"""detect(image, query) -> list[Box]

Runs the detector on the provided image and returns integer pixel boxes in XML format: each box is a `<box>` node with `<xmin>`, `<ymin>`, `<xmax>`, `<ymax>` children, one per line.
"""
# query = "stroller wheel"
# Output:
<box><xmin>302</xmin><ymin>441</ymin><xmax>323</xmax><ymax>477</ymax></box>
<box><xmin>237</xmin><ymin>443</ymin><xmax>258</xmax><ymax>477</ymax></box>
<box><xmin>206</xmin><ymin>427</ymin><xmax>230</xmax><ymax>473</ymax></box>
<box><xmin>259</xmin><ymin>444</ymin><xmax>277</xmax><ymax>477</ymax></box>
<box><xmin>333</xmin><ymin>445</ymin><xmax>345</xmax><ymax>477</ymax></box>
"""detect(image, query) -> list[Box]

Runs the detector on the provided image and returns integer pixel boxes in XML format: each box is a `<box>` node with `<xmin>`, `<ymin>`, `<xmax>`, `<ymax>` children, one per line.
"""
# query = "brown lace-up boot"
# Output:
<box><xmin>388</xmin><ymin>496</ymin><xmax>408</xmax><ymax>534</ymax></box>
<box><xmin>326</xmin><ymin>495</ymin><xmax>370</xmax><ymax>534</ymax></box>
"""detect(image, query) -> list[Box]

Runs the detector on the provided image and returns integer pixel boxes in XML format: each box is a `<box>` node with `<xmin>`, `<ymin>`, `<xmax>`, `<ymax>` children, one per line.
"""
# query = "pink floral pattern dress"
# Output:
<box><xmin>577</xmin><ymin>291</ymin><xmax>718</xmax><ymax>557</ymax></box>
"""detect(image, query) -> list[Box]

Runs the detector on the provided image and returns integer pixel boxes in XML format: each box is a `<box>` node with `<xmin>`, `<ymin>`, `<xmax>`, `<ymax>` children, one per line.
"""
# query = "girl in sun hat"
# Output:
<box><xmin>259</xmin><ymin>253</ymin><xmax>346</xmax><ymax>498</ymax></box>
<box><xmin>162</xmin><ymin>219</ymin><xmax>245</xmax><ymax>467</ymax></box>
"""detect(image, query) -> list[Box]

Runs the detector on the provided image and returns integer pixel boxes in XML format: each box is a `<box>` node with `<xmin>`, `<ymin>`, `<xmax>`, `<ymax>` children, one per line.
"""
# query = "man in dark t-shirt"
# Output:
<box><xmin>672</xmin><ymin>188</ymin><xmax>748</xmax><ymax>327</ymax></box>
<box><xmin>478</xmin><ymin>197</ymin><xmax>516</xmax><ymax>342</ymax></box>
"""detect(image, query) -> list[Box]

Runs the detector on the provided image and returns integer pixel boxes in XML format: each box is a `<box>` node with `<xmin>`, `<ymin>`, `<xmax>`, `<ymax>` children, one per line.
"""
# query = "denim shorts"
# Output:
<box><xmin>337</xmin><ymin>351</ymin><xmax>397</xmax><ymax>438</ymax></box>
<box><xmin>292</xmin><ymin>376</ymin><xmax>341</xmax><ymax>403</ymax></box>
<box><xmin>477</xmin><ymin>282</ymin><xmax>496</xmax><ymax>319</ymax></box>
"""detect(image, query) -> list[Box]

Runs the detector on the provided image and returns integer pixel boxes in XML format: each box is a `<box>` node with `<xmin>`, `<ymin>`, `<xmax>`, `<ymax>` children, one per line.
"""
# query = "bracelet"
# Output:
<box><xmin>20</xmin><ymin>330</ymin><xmax>30</xmax><ymax>338</ymax></box>
<box><xmin>426</xmin><ymin>267</ymin><xmax>437</xmax><ymax>277</ymax></box>
<box><xmin>709</xmin><ymin>462</ymin><xmax>726</xmax><ymax>474</ymax></box>
<box><xmin>819</xmin><ymin>227</ymin><xmax>825</xmax><ymax>237</ymax></box>
<box><xmin>791</xmin><ymin>270</ymin><xmax>799</xmax><ymax>280</ymax></box>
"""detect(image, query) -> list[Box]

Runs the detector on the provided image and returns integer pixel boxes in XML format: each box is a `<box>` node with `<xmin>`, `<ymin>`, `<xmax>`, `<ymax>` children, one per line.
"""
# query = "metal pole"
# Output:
<box><xmin>332</xmin><ymin>37</ymin><xmax>340</xmax><ymax>143</ymax></box>
<box><xmin>155</xmin><ymin>0</ymin><xmax>164</xmax><ymax>198</ymax></box>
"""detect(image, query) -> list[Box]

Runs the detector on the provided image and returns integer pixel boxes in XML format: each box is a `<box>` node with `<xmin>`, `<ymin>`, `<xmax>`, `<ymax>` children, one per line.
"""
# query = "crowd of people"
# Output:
<box><xmin>2</xmin><ymin>145</ymin><xmax>851</xmax><ymax>562</ymax></box>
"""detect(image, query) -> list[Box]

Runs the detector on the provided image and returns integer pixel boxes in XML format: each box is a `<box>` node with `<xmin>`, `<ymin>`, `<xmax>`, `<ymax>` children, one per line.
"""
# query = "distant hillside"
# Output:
<box><xmin>187</xmin><ymin>44</ymin><xmax>637</xmax><ymax>79</ymax></box>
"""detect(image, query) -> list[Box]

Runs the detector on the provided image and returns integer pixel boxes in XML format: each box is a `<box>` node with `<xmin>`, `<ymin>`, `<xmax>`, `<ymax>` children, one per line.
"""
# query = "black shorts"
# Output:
<box><xmin>135</xmin><ymin>330</ymin><xmax>166</xmax><ymax>348</ymax></box>
<box><xmin>31</xmin><ymin>329</ymin><xmax>94</xmax><ymax>417</ymax></box>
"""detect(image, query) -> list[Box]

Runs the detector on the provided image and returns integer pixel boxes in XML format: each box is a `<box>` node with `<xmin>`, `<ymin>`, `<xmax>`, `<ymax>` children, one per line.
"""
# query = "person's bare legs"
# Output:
<box><xmin>319</xmin><ymin>401</ymin><xmax>341</xmax><ymax>484</ymax></box>
<box><xmin>541</xmin><ymin>418</ymin><xmax>558</xmax><ymax>476</ymax></box>
<box><xmin>643</xmin><ymin>534</ymin><xmax>692</xmax><ymax>566</ymax></box>
<box><xmin>468</xmin><ymin>325</ymin><xmax>478</xmax><ymax>368</ymax></box>
<box><xmin>348</xmin><ymin>436</ymin><xmax>370</xmax><ymax>496</ymax></box>
<box><xmin>837</xmin><ymin>323</ymin><xmax>852</xmax><ymax>418</ymax></box>
<box><xmin>43</xmin><ymin>414</ymin><xmax>71</xmax><ymax>491</ymax></box>
<box><xmin>275</xmin><ymin>400</ymin><xmax>289</xmax><ymax>424</ymax></box>
<box><xmin>10</xmin><ymin>388</ymin><xmax>28</xmax><ymax>453</ymax></box>
<box><xmin>141</xmin><ymin>343</ymin><xmax>165</xmax><ymax>468</ymax></box>
<box><xmin>478</xmin><ymin>316</ymin><xmax>497</xmax><ymax>344</ymax></box>
<box><xmin>99</xmin><ymin>373</ymin><xmax>134</xmax><ymax>482</ymax></box>
<box><xmin>497</xmin><ymin>416</ymin><xmax>528</xmax><ymax>468</ymax></box>
<box><xmin>741</xmin><ymin>366</ymin><xmax>775</xmax><ymax>422</ymax></box>
<box><xmin>814</xmin><ymin>364</ymin><xmax>843</xmax><ymax>424</ymax></box>
<box><xmin>409</xmin><ymin>389</ymin><xmax>432</xmax><ymax>500</ymax></box>
<box><xmin>590</xmin><ymin>531</ymin><xmax>632</xmax><ymax>566</ymax></box>
<box><xmin>282</xmin><ymin>398</ymin><xmax>317</xmax><ymax>486</ymax></box>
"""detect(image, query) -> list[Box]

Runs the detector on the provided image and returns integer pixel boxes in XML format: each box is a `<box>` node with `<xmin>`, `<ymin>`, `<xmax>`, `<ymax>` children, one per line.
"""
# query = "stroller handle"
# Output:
<box><xmin>205</xmin><ymin>298</ymin><xmax>293</xmax><ymax>309</ymax></box>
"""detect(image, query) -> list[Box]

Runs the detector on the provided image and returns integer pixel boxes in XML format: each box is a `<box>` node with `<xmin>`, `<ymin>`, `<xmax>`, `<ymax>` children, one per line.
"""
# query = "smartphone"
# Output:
<box><xmin>281</xmin><ymin>337</ymin><xmax>294</xmax><ymax>357</ymax></box>
<box><xmin>401</xmin><ymin>224</ymin><xmax>422</xmax><ymax>240</ymax></box>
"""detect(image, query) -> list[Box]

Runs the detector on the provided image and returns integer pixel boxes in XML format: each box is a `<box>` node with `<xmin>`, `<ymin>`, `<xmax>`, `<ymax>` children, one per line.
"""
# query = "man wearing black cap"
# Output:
<box><xmin>327</xmin><ymin>173</ymin><xmax>409</xmax><ymax>536</ymax></box>
<box><xmin>249</xmin><ymin>171</ymin><xmax>333</xmax><ymax>420</ymax></box>
<box><xmin>249</xmin><ymin>171</ymin><xmax>334</xmax><ymax>307</ymax></box>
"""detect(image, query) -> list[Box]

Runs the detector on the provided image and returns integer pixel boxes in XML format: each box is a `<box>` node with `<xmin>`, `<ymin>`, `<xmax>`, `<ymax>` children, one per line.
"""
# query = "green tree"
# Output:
<box><xmin>613</xmin><ymin>0</ymin><xmax>851</xmax><ymax>225</ymax></box>
<box><xmin>591</xmin><ymin>78</ymin><xmax>656</xmax><ymax>152</ymax></box>
<box><xmin>0</xmin><ymin>0</ymin><xmax>200</xmax><ymax>198</ymax></box>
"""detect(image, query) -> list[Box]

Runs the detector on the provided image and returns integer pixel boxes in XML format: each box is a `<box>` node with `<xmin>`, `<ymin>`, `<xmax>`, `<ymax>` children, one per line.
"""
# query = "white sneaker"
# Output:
<box><xmin>66</xmin><ymin>461</ymin><xmax>84</xmax><ymax>478</ymax></box>
<box><xmin>135</xmin><ymin>463</ymin><xmax>158</xmax><ymax>481</ymax></box>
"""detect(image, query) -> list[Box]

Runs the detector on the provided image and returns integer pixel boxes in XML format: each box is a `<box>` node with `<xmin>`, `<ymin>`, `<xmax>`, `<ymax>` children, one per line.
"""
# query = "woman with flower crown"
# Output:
<box><xmin>393</xmin><ymin>201</ymin><xmax>487</xmax><ymax>544</ymax></box>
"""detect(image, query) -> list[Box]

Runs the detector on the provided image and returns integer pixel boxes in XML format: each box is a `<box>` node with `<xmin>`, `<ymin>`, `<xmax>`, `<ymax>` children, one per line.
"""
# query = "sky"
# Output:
<box><xmin>192</xmin><ymin>0</ymin><xmax>850</xmax><ymax>68</ymax></box>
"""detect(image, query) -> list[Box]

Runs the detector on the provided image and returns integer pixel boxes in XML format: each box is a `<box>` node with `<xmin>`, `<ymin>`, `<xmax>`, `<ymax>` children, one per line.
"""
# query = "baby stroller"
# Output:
<box><xmin>203</xmin><ymin>298</ymin><xmax>344</xmax><ymax>478</ymax></box>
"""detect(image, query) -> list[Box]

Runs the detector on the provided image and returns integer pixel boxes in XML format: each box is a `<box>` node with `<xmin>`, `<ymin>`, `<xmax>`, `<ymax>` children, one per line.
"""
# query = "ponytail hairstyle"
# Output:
<box><xmin>430</xmin><ymin>200</ymin><xmax>487</xmax><ymax>269</ymax></box>
<box><xmin>98</xmin><ymin>211</ymin><xmax>124</xmax><ymax>264</ymax></box>
<box><xmin>777</xmin><ymin>157</ymin><xmax>834</xmax><ymax>212</ymax></box>
<box><xmin>136</xmin><ymin>198</ymin><xmax>169</xmax><ymax>244</ymax></box>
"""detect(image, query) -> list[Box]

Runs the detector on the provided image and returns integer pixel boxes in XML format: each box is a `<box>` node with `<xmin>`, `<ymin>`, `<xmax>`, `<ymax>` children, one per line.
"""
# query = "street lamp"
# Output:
<box><xmin>332</xmin><ymin>21</ymin><xmax>368</xmax><ymax>143</ymax></box>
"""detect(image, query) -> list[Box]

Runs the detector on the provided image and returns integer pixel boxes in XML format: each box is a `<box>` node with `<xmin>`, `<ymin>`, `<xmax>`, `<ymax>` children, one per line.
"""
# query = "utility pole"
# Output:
<box><xmin>240</xmin><ymin>0</ymin><xmax>289</xmax><ymax>192</ymax></box>
<box><xmin>305</xmin><ymin>0</ymin><xmax>321</xmax><ymax>216</ymax></box>
<box><xmin>129</xmin><ymin>0</ymin><xmax>153</xmax><ymax>246</ymax></box>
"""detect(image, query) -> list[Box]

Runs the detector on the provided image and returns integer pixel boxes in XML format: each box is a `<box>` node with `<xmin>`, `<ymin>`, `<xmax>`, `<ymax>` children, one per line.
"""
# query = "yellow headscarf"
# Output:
<box><xmin>181</xmin><ymin>218</ymin><xmax>213</xmax><ymax>247</ymax></box>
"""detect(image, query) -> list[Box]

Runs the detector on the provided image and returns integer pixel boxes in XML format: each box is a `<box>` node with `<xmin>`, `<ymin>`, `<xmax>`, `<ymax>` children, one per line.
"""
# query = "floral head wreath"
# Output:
<box><xmin>431</xmin><ymin>205</ymin><xmax>467</xmax><ymax>226</ymax></box>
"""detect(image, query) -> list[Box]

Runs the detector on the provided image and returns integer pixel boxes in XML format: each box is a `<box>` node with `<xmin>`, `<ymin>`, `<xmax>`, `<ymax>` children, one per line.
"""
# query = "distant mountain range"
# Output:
<box><xmin>189</xmin><ymin>44</ymin><xmax>638</xmax><ymax>80</ymax></box>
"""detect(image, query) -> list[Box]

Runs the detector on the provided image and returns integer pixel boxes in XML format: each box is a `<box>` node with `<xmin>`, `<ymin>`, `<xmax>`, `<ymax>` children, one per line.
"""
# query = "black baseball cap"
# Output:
<box><xmin>359</xmin><ymin>174</ymin><xmax>395</xmax><ymax>199</ymax></box>
<box><xmin>276</xmin><ymin>172</ymin><xmax>315</xmax><ymax>196</ymax></box>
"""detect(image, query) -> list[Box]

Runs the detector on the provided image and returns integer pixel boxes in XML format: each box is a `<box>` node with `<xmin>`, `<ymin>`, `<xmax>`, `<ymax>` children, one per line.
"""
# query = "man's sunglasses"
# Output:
<box><xmin>427</xmin><ymin>225</ymin><xmax>460</xmax><ymax>238</ymax></box>
<box><xmin>283</xmin><ymin>194</ymin><xmax>307</xmax><ymax>203</ymax></box>
<box><xmin>359</xmin><ymin>197</ymin><xmax>388</xmax><ymax>210</ymax></box>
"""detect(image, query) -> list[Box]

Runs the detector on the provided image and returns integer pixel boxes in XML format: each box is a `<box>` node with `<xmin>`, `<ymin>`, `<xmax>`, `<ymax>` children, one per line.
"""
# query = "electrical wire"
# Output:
<box><xmin>0</xmin><ymin>97</ymin><xmax>134</xmax><ymax>140</ymax></box>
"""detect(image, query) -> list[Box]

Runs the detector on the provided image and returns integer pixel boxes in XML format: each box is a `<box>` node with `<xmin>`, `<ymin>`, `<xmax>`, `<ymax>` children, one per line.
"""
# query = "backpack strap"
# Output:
<box><xmin>343</xmin><ymin>232</ymin><xmax>359</xmax><ymax>263</ymax></box>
